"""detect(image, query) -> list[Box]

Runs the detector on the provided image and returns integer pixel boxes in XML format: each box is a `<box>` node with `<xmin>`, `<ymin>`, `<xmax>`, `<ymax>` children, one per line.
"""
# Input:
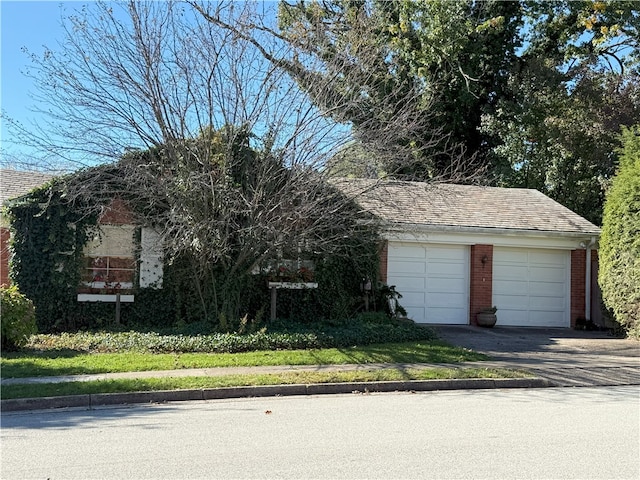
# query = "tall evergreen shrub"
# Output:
<box><xmin>599</xmin><ymin>126</ymin><xmax>640</xmax><ymax>337</ymax></box>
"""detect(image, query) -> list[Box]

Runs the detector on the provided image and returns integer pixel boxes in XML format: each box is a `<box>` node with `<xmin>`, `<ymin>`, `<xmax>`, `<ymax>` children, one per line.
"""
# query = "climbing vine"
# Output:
<box><xmin>7</xmin><ymin>178</ymin><xmax>98</xmax><ymax>332</ymax></box>
<box><xmin>7</xmin><ymin>163</ymin><xmax>385</xmax><ymax>333</ymax></box>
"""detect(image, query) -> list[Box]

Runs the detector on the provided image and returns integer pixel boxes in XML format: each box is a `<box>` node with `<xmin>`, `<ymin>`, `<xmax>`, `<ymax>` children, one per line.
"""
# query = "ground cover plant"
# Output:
<box><xmin>14</xmin><ymin>315</ymin><xmax>438</xmax><ymax>354</ymax></box>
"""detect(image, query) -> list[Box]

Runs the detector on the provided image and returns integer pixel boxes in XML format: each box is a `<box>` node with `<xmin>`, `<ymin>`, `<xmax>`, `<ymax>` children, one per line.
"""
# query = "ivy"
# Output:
<box><xmin>7</xmin><ymin>178</ymin><xmax>98</xmax><ymax>332</ymax></box>
<box><xmin>6</xmin><ymin>166</ymin><xmax>384</xmax><ymax>333</ymax></box>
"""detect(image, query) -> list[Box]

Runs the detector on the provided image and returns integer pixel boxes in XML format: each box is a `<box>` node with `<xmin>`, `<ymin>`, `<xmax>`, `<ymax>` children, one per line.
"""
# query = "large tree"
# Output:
<box><xmin>196</xmin><ymin>0</ymin><xmax>639</xmax><ymax>221</ymax></box>
<box><xmin>483</xmin><ymin>1</ymin><xmax>640</xmax><ymax>224</ymax></box>
<box><xmin>5</xmin><ymin>1</ymin><xmax>386</xmax><ymax>328</ymax></box>
<box><xmin>193</xmin><ymin>0</ymin><xmax>492</xmax><ymax>181</ymax></box>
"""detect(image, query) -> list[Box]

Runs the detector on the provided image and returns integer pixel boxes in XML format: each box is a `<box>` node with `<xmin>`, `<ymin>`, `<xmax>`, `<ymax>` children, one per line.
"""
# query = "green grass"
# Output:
<box><xmin>0</xmin><ymin>367</ymin><xmax>528</xmax><ymax>400</ymax></box>
<box><xmin>1</xmin><ymin>341</ymin><xmax>487</xmax><ymax>379</ymax></box>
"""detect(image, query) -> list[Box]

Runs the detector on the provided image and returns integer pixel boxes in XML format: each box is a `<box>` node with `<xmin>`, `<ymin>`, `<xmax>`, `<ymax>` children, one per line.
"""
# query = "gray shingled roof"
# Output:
<box><xmin>0</xmin><ymin>169</ymin><xmax>53</xmax><ymax>205</ymax></box>
<box><xmin>334</xmin><ymin>178</ymin><xmax>600</xmax><ymax>236</ymax></box>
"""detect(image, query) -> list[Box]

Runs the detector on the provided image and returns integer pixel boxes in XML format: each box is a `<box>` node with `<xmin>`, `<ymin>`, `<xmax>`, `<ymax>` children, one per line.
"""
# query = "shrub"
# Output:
<box><xmin>599</xmin><ymin>126</ymin><xmax>640</xmax><ymax>338</ymax></box>
<box><xmin>1</xmin><ymin>285</ymin><xmax>37</xmax><ymax>350</ymax></box>
<box><xmin>25</xmin><ymin>318</ymin><xmax>435</xmax><ymax>354</ymax></box>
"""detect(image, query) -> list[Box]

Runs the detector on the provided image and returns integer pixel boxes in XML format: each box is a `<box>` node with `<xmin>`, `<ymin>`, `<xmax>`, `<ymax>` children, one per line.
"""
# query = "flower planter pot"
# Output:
<box><xmin>477</xmin><ymin>313</ymin><xmax>497</xmax><ymax>328</ymax></box>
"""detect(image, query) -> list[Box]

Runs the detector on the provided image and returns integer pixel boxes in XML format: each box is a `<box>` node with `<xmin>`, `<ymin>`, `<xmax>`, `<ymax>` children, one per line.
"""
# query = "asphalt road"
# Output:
<box><xmin>2</xmin><ymin>386</ymin><xmax>638</xmax><ymax>479</ymax></box>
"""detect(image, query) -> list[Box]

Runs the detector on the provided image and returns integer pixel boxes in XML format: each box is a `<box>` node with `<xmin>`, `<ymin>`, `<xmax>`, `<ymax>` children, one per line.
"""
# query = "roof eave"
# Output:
<box><xmin>381</xmin><ymin>222</ymin><xmax>601</xmax><ymax>239</ymax></box>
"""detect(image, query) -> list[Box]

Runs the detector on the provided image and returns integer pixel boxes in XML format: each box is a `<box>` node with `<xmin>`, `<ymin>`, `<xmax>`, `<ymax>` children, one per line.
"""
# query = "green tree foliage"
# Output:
<box><xmin>483</xmin><ymin>70</ymin><xmax>640</xmax><ymax>225</ymax></box>
<box><xmin>0</xmin><ymin>285</ymin><xmax>37</xmax><ymax>350</ymax></box>
<box><xmin>275</xmin><ymin>0</ymin><xmax>523</xmax><ymax>179</ymax></box>
<box><xmin>599</xmin><ymin>126</ymin><xmax>640</xmax><ymax>337</ymax></box>
<box><xmin>269</xmin><ymin>0</ymin><xmax>640</xmax><ymax>220</ymax></box>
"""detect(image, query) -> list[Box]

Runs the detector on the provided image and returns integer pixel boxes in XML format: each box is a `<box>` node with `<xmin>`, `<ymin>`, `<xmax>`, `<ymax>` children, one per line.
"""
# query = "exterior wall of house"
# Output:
<box><xmin>99</xmin><ymin>198</ymin><xmax>134</xmax><ymax>225</ymax></box>
<box><xmin>469</xmin><ymin>244</ymin><xmax>493</xmax><ymax>326</ymax></box>
<box><xmin>0</xmin><ymin>226</ymin><xmax>10</xmax><ymax>286</ymax></box>
<box><xmin>570</xmin><ymin>249</ymin><xmax>587</xmax><ymax>327</ymax></box>
<box><xmin>379</xmin><ymin>241</ymin><xmax>388</xmax><ymax>284</ymax></box>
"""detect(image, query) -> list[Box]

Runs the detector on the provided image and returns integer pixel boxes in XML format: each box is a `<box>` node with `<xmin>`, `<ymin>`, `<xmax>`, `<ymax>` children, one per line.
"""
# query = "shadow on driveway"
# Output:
<box><xmin>431</xmin><ymin>325</ymin><xmax>640</xmax><ymax>359</ymax></box>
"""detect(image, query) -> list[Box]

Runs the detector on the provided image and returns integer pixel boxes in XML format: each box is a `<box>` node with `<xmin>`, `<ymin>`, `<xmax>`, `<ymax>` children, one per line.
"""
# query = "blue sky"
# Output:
<box><xmin>1</xmin><ymin>1</ymin><xmax>75</xmax><ymax>153</ymax></box>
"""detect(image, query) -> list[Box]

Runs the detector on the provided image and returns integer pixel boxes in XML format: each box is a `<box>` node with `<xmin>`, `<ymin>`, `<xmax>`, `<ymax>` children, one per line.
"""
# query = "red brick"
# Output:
<box><xmin>570</xmin><ymin>249</ymin><xmax>586</xmax><ymax>327</ymax></box>
<box><xmin>99</xmin><ymin>198</ymin><xmax>134</xmax><ymax>225</ymax></box>
<box><xmin>469</xmin><ymin>244</ymin><xmax>493</xmax><ymax>325</ymax></box>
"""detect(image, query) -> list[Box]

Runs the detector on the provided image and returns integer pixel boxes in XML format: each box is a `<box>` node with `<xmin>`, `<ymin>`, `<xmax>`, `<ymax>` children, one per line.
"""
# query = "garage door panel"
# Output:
<box><xmin>427</xmin><ymin>291</ymin><xmax>467</xmax><ymax>306</ymax></box>
<box><xmin>529</xmin><ymin>281</ymin><xmax>566</xmax><ymax>297</ymax></box>
<box><xmin>428</xmin><ymin>278</ymin><xmax>466</xmax><ymax>294</ymax></box>
<box><xmin>493</xmin><ymin>247</ymin><xmax>569</xmax><ymax>327</ymax></box>
<box><xmin>427</xmin><ymin>306</ymin><xmax>467</xmax><ymax>324</ymax></box>
<box><xmin>404</xmin><ymin>306</ymin><xmax>426</xmax><ymax>323</ymax></box>
<box><xmin>388</xmin><ymin>261</ymin><xmax>426</xmax><ymax>275</ymax></box>
<box><xmin>494</xmin><ymin>294</ymin><xmax>528</xmax><ymax>309</ymax></box>
<box><xmin>391</xmin><ymin>277</ymin><xmax>426</xmax><ymax>292</ymax></box>
<box><xmin>493</xmin><ymin>279</ymin><xmax>527</xmax><ymax>293</ymax></box>
<box><xmin>390</xmin><ymin>245</ymin><xmax>426</xmax><ymax>259</ymax></box>
<box><xmin>426</xmin><ymin>245</ymin><xmax>465</xmax><ymax>259</ymax></box>
<box><xmin>401</xmin><ymin>291</ymin><xmax>427</xmax><ymax>305</ymax></box>
<box><xmin>388</xmin><ymin>242</ymin><xmax>468</xmax><ymax>325</ymax></box>
<box><xmin>493</xmin><ymin>264</ymin><xmax>528</xmax><ymax>279</ymax></box>
<box><xmin>529</xmin><ymin>295</ymin><xmax>565</xmax><ymax>310</ymax></box>
<box><xmin>529</xmin><ymin>311</ymin><xmax>566</xmax><ymax>327</ymax></box>
<box><xmin>497</xmin><ymin>308</ymin><xmax>529</xmax><ymax>326</ymax></box>
<box><xmin>493</xmin><ymin>249</ymin><xmax>528</xmax><ymax>263</ymax></box>
<box><xmin>428</xmin><ymin>262</ymin><xmax>466</xmax><ymax>277</ymax></box>
<box><xmin>529</xmin><ymin>251</ymin><xmax>567</xmax><ymax>265</ymax></box>
<box><xmin>529</xmin><ymin>266</ymin><xmax>566</xmax><ymax>282</ymax></box>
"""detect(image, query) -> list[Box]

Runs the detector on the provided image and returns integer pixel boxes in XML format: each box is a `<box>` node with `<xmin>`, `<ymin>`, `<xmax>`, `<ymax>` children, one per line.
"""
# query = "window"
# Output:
<box><xmin>81</xmin><ymin>225</ymin><xmax>136</xmax><ymax>290</ymax></box>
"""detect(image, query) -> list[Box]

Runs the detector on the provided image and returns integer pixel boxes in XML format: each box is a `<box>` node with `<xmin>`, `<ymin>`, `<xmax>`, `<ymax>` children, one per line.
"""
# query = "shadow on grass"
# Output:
<box><xmin>325</xmin><ymin>341</ymin><xmax>488</xmax><ymax>365</ymax></box>
<box><xmin>1</xmin><ymin>349</ymin><xmax>109</xmax><ymax>378</ymax></box>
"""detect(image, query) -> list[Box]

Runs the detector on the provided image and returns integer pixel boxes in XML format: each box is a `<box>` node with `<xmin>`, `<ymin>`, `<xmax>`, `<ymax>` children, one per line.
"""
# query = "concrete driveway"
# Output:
<box><xmin>433</xmin><ymin>325</ymin><xmax>640</xmax><ymax>387</ymax></box>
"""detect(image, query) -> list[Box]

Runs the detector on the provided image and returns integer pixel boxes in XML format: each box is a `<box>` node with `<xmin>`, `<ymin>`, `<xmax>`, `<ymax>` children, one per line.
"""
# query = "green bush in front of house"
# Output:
<box><xmin>24</xmin><ymin>315</ymin><xmax>434</xmax><ymax>354</ymax></box>
<box><xmin>1</xmin><ymin>285</ymin><xmax>38</xmax><ymax>351</ymax></box>
<box><xmin>599</xmin><ymin>126</ymin><xmax>640</xmax><ymax>338</ymax></box>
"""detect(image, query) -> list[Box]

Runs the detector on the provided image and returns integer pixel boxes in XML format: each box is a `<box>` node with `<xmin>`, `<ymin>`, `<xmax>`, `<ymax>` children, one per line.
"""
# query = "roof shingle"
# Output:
<box><xmin>0</xmin><ymin>169</ymin><xmax>53</xmax><ymax>205</ymax></box>
<box><xmin>334</xmin><ymin>178</ymin><xmax>600</xmax><ymax>236</ymax></box>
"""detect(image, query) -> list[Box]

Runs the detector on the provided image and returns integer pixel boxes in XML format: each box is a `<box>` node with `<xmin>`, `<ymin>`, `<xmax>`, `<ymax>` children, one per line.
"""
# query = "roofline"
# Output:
<box><xmin>381</xmin><ymin>222</ymin><xmax>601</xmax><ymax>239</ymax></box>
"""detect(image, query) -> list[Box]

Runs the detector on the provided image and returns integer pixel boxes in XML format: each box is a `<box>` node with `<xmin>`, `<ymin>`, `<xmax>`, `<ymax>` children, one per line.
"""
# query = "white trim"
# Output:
<box><xmin>77</xmin><ymin>294</ymin><xmax>135</xmax><ymax>303</ymax></box>
<box><xmin>384</xmin><ymin>229</ymin><xmax>590</xmax><ymax>250</ymax></box>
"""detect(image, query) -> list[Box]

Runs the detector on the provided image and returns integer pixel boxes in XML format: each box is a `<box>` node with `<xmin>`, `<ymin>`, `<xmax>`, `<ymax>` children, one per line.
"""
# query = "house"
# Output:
<box><xmin>0</xmin><ymin>169</ymin><xmax>53</xmax><ymax>286</ymax></box>
<box><xmin>337</xmin><ymin>179</ymin><xmax>601</xmax><ymax>328</ymax></box>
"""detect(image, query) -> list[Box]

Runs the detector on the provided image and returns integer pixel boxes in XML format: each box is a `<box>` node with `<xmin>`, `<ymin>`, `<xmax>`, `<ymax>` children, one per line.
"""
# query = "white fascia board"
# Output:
<box><xmin>383</xmin><ymin>225</ymin><xmax>598</xmax><ymax>250</ymax></box>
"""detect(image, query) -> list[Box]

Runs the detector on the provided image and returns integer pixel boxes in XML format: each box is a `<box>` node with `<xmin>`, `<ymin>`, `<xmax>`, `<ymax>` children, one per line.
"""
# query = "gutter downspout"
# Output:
<box><xmin>585</xmin><ymin>237</ymin><xmax>597</xmax><ymax>320</ymax></box>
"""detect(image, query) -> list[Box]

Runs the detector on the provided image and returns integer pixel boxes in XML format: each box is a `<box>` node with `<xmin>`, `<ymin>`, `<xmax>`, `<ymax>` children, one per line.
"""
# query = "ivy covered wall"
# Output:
<box><xmin>7</xmin><ymin>170</ymin><xmax>383</xmax><ymax>333</ymax></box>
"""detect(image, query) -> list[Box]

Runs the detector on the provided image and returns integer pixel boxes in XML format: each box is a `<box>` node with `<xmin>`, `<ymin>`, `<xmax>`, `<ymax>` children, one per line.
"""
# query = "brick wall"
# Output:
<box><xmin>379</xmin><ymin>241</ymin><xmax>388</xmax><ymax>284</ymax></box>
<box><xmin>570</xmin><ymin>249</ymin><xmax>586</xmax><ymax>327</ymax></box>
<box><xmin>99</xmin><ymin>198</ymin><xmax>134</xmax><ymax>225</ymax></box>
<box><xmin>469</xmin><ymin>244</ymin><xmax>493</xmax><ymax>325</ymax></box>
<box><xmin>0</xmin><ymin>227</ymin><xmax>10</xmax><ymax>286</ymax></box>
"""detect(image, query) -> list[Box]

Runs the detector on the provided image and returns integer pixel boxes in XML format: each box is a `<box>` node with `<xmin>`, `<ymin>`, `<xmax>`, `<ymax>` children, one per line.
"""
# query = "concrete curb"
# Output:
<box><xmin>1</xmin><ymin>377</ymin><xmax>552</xmax><ymax>412</ymax></box>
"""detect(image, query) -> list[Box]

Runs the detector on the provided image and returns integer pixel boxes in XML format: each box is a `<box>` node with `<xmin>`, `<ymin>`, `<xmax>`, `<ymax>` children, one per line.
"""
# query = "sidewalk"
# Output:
<box><xmin>1</xmin><ymin>361</ymin><xmax>553</xmax><ymax>412</ymax></box>
<box><xmin>3</xmin><ymin>326</ymin><xmax>639</xmax><ymax>412</ymax></box>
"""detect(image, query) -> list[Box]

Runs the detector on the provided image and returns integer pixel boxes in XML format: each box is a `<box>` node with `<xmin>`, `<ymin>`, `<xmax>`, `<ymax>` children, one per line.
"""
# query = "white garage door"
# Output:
<box><xmin>387</xmin><ymin>242</ymin><xmax>469</xmax><ymax>324</ymax></box>
<box><xmin>493</xmin><ymin>247</ymin><xmax>570</xmax><ymax>327</ymax></box>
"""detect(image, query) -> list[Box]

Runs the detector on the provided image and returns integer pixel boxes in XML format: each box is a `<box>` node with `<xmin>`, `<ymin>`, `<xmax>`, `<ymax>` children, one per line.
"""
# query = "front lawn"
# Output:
<box><xmin>1</xmin><ymin>341</ymin><xmax>487</xmax><ymax>379</ymax></box>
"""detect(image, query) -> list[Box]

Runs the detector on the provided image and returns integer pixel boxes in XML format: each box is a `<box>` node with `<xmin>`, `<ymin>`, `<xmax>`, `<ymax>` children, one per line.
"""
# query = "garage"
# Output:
<box><xmin>387</xmin><ymin>242</ymin><xmax>469</xmax><ymax>324</ymax></box>
<box><xmin>493</xmin><ymin>247</ymin><xmax>570</xmax><ymax>327</ymax></box>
